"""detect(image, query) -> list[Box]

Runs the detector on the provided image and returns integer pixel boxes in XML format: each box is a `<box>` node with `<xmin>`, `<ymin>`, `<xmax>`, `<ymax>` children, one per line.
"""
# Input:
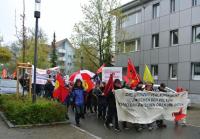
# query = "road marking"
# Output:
<box><xmin>71</xmin><ymin>124</ymin><xmax>102</xmax><ymax>139</ymax></box>
<box><xmin>186</xmin><ymin>123</ymin><xmax>200</xmax><ymax>128</ymax></box>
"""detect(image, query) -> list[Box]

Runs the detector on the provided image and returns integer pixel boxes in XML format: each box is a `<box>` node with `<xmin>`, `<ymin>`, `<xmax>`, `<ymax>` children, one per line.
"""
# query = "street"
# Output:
<box><xmin>0</xmin><ymin>106</ymin><xmax>199</xmax><ymax>139</ymax></box>
<box><xmin>68</xmin><ymin>108</ymin><xmax>200</xmax><ymax>139</ymax></box>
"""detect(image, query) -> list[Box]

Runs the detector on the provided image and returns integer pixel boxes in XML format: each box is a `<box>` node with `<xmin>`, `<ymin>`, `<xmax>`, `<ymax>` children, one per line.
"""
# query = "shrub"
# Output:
<box><xmin>0</xmin><ymin>94</ymin><xmax>66</xmax><ymax>125</ymax></box>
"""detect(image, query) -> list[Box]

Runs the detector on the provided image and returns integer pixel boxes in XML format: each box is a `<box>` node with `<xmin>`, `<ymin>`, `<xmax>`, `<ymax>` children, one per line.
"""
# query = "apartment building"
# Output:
<box><xmin>114</xmin><ymin>0</ymin><xmax>200</xmax><ymax>102</ymax></box>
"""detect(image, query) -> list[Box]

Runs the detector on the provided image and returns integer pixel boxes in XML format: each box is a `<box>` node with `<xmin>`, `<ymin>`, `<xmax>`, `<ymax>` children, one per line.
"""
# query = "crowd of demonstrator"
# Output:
<box><xmin>42</xmin><ymin>77</ymin><xmax>187</xmax><ymax>132</ymax></box>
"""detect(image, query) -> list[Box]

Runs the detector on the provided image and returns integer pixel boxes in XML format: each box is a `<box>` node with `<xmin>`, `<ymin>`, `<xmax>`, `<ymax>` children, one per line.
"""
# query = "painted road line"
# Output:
<box><xmin>71</xmin><ymin>124</ymin><xmax>102</xmax><ymax>139</ymax></box>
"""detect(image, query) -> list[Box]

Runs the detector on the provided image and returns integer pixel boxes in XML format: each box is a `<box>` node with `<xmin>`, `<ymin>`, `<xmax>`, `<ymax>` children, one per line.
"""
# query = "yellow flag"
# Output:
<box><xmin>143</xmin><ymin>64</ymin><xmax>154</xmax><ymax>83</ymax></box>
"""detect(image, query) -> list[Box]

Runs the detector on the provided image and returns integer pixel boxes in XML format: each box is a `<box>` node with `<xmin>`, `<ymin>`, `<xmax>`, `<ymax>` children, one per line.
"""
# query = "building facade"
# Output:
<box><xmin>56</xmin><ymin>38</ymin><xmax>76</xmax><ymax>75</ymax></box>
<box><xmin>114</xmin><ymin>0</ymin><xmax>200</xmax><ymax>101</ymax></box>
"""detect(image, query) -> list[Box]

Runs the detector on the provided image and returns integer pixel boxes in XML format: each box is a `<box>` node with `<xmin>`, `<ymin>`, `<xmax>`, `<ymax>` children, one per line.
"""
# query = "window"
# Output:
<box><xmin>119</xmin><ymin>39</ymin><xmax>140</xmax><ymax>53</ymax></box>
<box><xmin>117</xmin><ymin>42</ymin><xmax>125</xmax><ymax>53</ymax></box>
<box><xmin>193</xmin><ymin>0</ymin><xmax>200</xmax><ymax>6</ymax></box>
<box><xmin>170</xmin><ymin>30</ymin><xmax>179</xmax><ymax>45</ymax></box>
<box><xmin>119</xmin><ymin>11</ymin><xmax>142</xmax><ymax>28</ymax></box>
<box><xmin>125</xmin><ymin>39</ymin><xmax>140</xmax><ymax>52</ymax></box>
<box><xmin>153</xmin><ymin>3</ymin><xmax>160</xmax><ymax>19</ymax></box>
<box><xmin>151</xmin><ymin>65</ymin><xmax>158</xmax><ymax>80</ymax></box>
<box><xmin>169</xmin><ymin>64</ymin><xmax>177</xmax><ymax>79</ymax></box>
<box><xmin>192</xmin><ymin>25</ymin><xmax>200</xmax><ymax>43</ymax></box>
<box><xmin>152</xmin><ymin>34</ymin><xmax>159</xmax><ymax>48</ymax></box>
<box><xmin>192</xmin><ymin>63</ymin><xmax>200</xmax><ymax>80</ymax></box>
<box><xmin>170</xmin><ymin>0</ymin><xmax>179</xmax><ymax>13</ymax></box>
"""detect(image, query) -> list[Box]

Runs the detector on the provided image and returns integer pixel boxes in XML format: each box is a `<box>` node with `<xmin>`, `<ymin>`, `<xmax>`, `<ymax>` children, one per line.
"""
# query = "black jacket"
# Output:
<box><xmin>107</xmin><ymin>86</ymin><xmax>121</xmax><ymax>108</ymax></box>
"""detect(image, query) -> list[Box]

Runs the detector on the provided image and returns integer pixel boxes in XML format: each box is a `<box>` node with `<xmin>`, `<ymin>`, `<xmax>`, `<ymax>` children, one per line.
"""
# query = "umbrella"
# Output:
<box><xmin>69</xmin><ymin>70</ymin><xmax>95</xmax><ymax>82</ymax></box>
<box><xmin>69</xmin><ymin>70</ymin><xmax>95</xmax><ymax>92</ymax></box>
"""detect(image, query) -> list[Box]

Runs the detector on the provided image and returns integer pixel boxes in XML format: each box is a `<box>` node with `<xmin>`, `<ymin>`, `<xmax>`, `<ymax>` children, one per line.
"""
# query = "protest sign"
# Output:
<box><xmin>115</xmin><ymin>89</ymin><xmax>189</xmax><ymax>124</ymax></box>
<box><xmin>102</xmin><ymin>67</ymin><xmax>122</xmax><ymax>82</ymax></box>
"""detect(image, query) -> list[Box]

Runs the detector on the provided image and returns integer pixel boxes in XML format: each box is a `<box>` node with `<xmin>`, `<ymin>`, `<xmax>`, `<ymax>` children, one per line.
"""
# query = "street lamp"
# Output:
<box><xmin>33</xmin><ymin>0</ymin><xmax>41</xmax><ymax>103</ymax></box>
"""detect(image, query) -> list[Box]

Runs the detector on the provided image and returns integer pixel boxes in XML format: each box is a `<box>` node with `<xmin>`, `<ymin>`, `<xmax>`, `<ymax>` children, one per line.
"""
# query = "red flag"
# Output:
<box><xmin>172</xmin><ymin>108</ymin><xmax>186</xmax><ymax>121</ymax></box>
<box><xmin>53</xmin><ymin>73</ymin><xmax>69</xmax><ymax>103</ymax></box>
<box><xmin>83</xmin><ymin>79</ymin><xmax>94</xmax><ymax>93</ymax></box>
<box><xmin>96</xmin><ymin>64</ymin><xmax>105</xmax><ymax>74</ymax></box>
<box><xmin>2</xmin><ymin>68</ymin><xmax>7</xmax><ymax>79</ymax></box>
<box><xmin>127</xmin><ymin>59</ymin><xmax>141</xmax><ymax>88</ymax></box>
<box><xmin>103</xmin><ymin>74</ymin><xmax>113</xmax><ymax>96</ymax></box>
<box><xmin>12</xmin><ymin>70</ymin><xmax>17</xmax><ymax>79</ymax></box>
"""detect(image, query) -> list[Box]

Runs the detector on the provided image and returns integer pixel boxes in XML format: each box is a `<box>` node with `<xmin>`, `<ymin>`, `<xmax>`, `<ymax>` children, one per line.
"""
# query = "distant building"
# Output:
<box><xmin>55</xmin><ymin>38</ymin><xmax>76</xmax><ymax>75</ymax></box>
<box><xmin>114</xmin><ymin>0</ymin><xmax>200</xmax><ymax>102</ymax></box>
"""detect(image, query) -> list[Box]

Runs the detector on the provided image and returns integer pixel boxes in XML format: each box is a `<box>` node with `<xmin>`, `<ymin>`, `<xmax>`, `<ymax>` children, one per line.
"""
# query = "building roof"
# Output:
<box><xmin>55</xmin><ymin>38</ymin><xmax>75</xmax><ymax>49</ymax></box>
<box><xmin>112</xmin><ymin>0</ymin><xmax>151</xmax><ymax>13</ymax></box>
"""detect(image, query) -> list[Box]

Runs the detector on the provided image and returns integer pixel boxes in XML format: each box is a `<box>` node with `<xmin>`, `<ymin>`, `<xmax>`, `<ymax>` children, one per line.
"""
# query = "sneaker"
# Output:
<box><xmin>104</xmin><ymin>123</ymin><xmax>110</xmax><ymax>129</ymax></box>
<box><xmin>148</xmin><ymin>126</ymin><xmax>153</xmax><ymax>131</ymax></box>
<box><xmin>158</xmin><ymin>124</ymin><xmax>167</xmax><ymax>128</ymax></box>
<box><xmin>123</xmin><ymin>127</ymin><xmax>129</xmax><ymax>130</ymax></box>
<box><xmin>81</xmin><ymin>115</ymin><xmax>85</xmax><ymax>119</ymax></box>
<box><xmin>136</xmin><ymin>127</ymin><xmax>143</xmax><ymax>132</ymax></box>
<box><xmin>114</xmin><ymin>127</ymin><xmax>121</xmax><ymax>132</ymax></box>
<box><xmin>109</xmin><ymin>123</ymin><xmax>114</xmax><ymax>127</ymax></box>
<box><xmin>180</xmin><ymin>123</ymin><xmax>187</xmax><ymax>127</ymax></box>
<box><xmin>76</xmin><ymin>123</ymin><xmax>80</xmax><ymax>127</ymax></box>
<box><xmin>175</xmin><ymin>121</ymin><xmax>179</xmax><ymax>126</ymax></box>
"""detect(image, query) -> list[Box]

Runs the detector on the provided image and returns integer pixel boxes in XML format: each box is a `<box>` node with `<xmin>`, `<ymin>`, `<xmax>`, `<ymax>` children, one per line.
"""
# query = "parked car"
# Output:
<box><xmin>0</xmin><ymin>79</ymin><xmax>23</xmax><ymax>94</ymax></box>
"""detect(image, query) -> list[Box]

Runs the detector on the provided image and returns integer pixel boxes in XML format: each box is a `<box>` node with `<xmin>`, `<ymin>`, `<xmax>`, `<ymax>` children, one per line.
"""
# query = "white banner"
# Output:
<box><xmin>115</xmin><ymin>89</ymin><xmax>189</xmax><ymax>124</ymax></box>
<box><xmin>102</xmin><ymin>67</ymin><xmax>122</xmax><ymax>82</ymax></box>
<box><xmin>29</xmin><ymin>66</ymin><xmax>60</xmax><ymax>85</ymax></box>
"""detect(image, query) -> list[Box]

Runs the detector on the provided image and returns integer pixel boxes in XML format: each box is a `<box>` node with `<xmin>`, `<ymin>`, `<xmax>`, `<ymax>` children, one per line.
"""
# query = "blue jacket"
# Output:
<box><xmin>72</xmin><ymin>88</ymin><xmax>85</xmax><ymax>106</ymax></box>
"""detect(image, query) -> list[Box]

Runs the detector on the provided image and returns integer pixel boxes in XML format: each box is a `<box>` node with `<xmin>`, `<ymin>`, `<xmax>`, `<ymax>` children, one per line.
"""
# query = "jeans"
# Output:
<box><xmin>75</xmin><ymin>105</ymin><xmax>84</xmax><ymax>125</ymax></box>
<box><xmin>98</xmin><ymin>103</ymin><xmax>107</xmax><ymax>119</ymax></box>
<box><xmin>105</xmin><ymin>107</ymin><xmax>119</xmax><ymax>128</ymax></box>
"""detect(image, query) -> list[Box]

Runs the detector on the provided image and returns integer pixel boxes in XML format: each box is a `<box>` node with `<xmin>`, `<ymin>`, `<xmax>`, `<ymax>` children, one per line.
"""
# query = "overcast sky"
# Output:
<box><xmin>0</xmin><ymin>0</ymin><xmax>131</xmax><ymax>45</ymax></box>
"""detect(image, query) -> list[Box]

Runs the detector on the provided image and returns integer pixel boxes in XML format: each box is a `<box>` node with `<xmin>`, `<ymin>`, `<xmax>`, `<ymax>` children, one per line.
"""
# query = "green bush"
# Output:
<box><xmin>0</xmin><ymin>94</ymin><xmax>66</xmax><ymax>125</ymax></box>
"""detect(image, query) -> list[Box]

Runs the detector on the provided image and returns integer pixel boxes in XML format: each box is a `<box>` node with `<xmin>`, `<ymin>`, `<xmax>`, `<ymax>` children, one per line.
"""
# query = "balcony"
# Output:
<box><xmin>58</xmin><ymin>57</ymin><xmax>65</xmax><ymax>61</ymax></box>
<box><xmin>58</xmin><ymin>48</ymin><xmax>66</xmax><ymax>54</ymax></box>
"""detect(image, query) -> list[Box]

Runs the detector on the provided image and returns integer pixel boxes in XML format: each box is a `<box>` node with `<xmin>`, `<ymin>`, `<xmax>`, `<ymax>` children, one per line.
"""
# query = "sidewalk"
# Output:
<box><xmin>0</xmin><ymin>117</ymin><xmax>95</xmax><ymax>139</ymax></box>
<box><xmin>187</xmin><ymin>105</ymin><xmax>200</xmax><ymax>127</ymax></box>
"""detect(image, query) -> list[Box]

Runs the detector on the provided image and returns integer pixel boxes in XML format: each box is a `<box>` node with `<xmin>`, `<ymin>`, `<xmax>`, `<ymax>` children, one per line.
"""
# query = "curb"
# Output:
<box><xmin>0</xmin><ymin>111</ymin><xmax>70</xmax><ymax>128</ymax></box>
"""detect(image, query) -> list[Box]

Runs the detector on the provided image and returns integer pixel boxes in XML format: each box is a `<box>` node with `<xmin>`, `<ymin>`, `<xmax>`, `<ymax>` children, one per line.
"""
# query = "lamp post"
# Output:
<box><xmin>33</xmin><ymin>0</ymin><xmax>41</xmax><ymax>103</ymax></box>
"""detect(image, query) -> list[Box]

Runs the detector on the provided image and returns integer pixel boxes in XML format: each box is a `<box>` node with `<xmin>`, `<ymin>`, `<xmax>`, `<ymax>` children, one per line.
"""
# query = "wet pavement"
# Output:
<box><xmin>69</xmin><ymin>108</ymin><xmax>200</xmax><ymax>139</ymax></box>
<box><xmin>0</xmin><ymin>108</ymin><xmax>199</xmax><ymax>139</ymax></box>
<box><xmin>0</xmin><ymin>117</ymin><xmax>95</xmax><ymax>139</ymax></box>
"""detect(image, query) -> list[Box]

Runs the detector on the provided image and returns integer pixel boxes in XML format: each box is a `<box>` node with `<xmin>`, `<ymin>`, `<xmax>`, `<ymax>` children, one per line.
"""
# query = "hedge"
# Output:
<box><xmin>0</xmin><ymin>94</ymin><xmax>66</xmax><ymax>125</ymax></box>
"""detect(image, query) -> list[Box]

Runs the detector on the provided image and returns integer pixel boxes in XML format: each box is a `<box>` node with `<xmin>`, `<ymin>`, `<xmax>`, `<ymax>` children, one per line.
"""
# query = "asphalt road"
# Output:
<box><xmin>0</xmin><ymin>107</ymin><xmax>199</xmax><ymax>139</ymax></box>
<box><xmin>69</xmin><ymin>109</ymin><xmax>200</xmax><ymax>139</ymax></box>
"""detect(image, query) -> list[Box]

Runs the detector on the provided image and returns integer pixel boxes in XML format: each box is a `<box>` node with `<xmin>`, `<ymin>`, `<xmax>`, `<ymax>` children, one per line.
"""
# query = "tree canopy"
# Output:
<box><xmin>0</xmin><ymin>46</ymin><xmax>12</xmax><ymax>63</ymax></box>
<box><xmin>18</xmin><ymin>28</ymin><xmax>50</xmax><ymax>69</ymax></box>
<box><xmin>71</xmin><ymin>0</ymin><xmax>119</xmax><ymax>68</ymax></box>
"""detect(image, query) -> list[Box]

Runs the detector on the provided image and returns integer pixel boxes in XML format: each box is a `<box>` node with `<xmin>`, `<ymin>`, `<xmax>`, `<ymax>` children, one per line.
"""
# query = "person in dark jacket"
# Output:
<box><xmin>104</xmin><ymin>79</ymin><xmax>122</xmax><ymax>132</ymax></box>
<box><xmin>72</xmin><ymin>79</ymin><xmax>85</xmax><ymax>127</ymax></box>
<box><xmin>93</xmin><ymin>82</ymin><xmax>107</xmax><ymax>120</ymax></box>
<box><xmin>134</xmin><ymin>81</ymin><xmax>144</xmax><ymax>91</ymax></box>
<box><xmin>44</xmin><ymin>79</ymin><xmax>54</xmax><ymax>99</ymax></box>
<box><xmin>156</xmin><ymin>83</ymin><xmax>167</xmax><ymax>128</ymax></box>
<box><xmin>144</xmin><ymin>82</ymin><xmax>154</xmax><ymax>131</ymax></box>
<box><xmin>134</xmin><ymin>81</ymin><xmax>144</xmax><ymax>132</ymax></box>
